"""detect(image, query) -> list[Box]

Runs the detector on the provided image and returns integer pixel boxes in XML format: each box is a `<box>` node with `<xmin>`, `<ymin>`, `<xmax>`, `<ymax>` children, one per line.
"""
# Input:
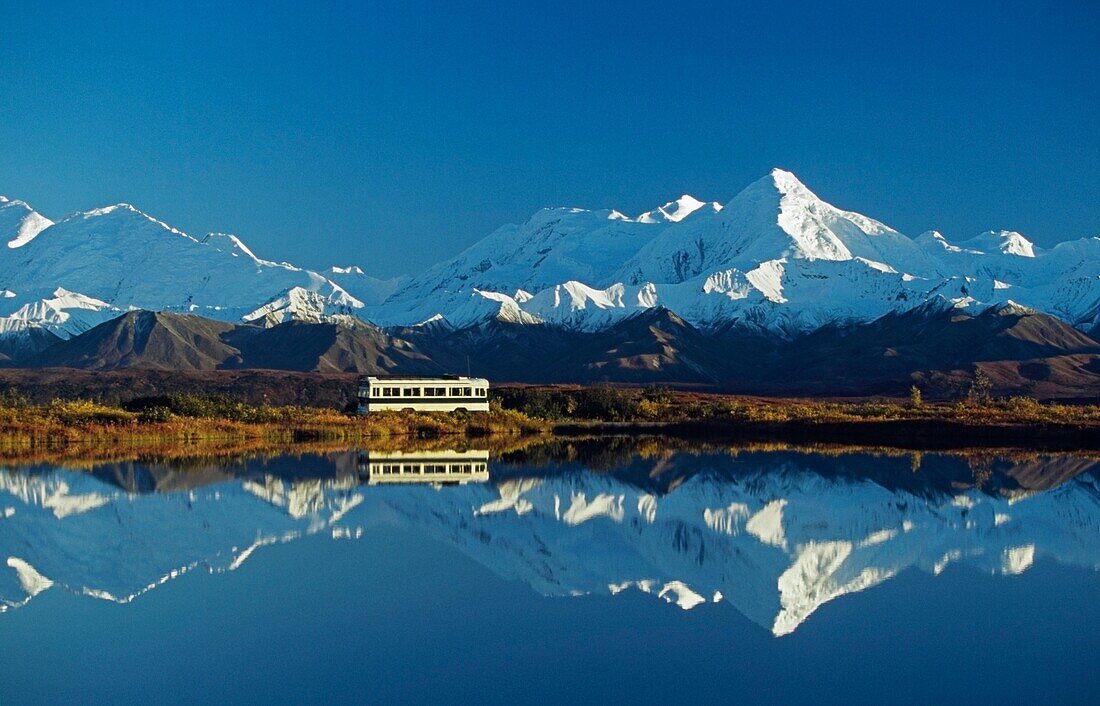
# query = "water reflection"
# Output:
<box><xmin>360</xmin><ymin>449</ymin><xmax>490</xmax><ymax>485</ymax></box>
<box><xmin>1</xmin><ymin>440</ymin><xmax>1098</xmax><ymax>636</ymax></box>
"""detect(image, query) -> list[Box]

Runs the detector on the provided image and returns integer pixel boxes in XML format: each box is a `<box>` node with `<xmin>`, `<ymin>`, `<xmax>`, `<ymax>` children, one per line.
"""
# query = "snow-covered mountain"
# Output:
<box><xmin>2</xmin><ymin>451</ymin><xmax>1098</xmax><ymax>635</ymax></box>
<box><xmin>368</xmin><ymin>169</ymin><xmax>1100</xmax><ymax>334</ymax></box>
<box><xmin>0</xmin><ymin>199</ymin><xmax>393</xmax><ymax>337</ymax></box>
<box><xmin>1</xmin><ymin>169</ymin><xmax>1098</xmax><ymax>338</ymax></box>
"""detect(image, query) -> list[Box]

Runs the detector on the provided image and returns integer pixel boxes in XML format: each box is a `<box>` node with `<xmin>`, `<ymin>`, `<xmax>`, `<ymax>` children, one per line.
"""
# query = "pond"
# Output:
<box><xmin>1</xmin><ymin>439</ymin><xmax>1098</xmax><ymax>704</ymax></box>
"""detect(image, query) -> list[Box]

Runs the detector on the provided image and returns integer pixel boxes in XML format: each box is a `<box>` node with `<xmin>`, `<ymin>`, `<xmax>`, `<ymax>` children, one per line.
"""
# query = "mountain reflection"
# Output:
<box><xmin>1</xmin><ymin>441</ymin><xmax>1098</xmax><ymax>636</ymax></box>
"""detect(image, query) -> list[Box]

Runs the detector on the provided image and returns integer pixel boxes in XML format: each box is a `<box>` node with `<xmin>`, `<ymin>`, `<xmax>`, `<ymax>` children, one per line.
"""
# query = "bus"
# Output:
<box><xmin>358</xmin><ymin>449</ymin><xmax>490</xmax><ymax>485</ymax></box>
<box><xmin>356</xmin><ymin>375</ymin><xmax>490</xmax><ymax>414</ymax></box>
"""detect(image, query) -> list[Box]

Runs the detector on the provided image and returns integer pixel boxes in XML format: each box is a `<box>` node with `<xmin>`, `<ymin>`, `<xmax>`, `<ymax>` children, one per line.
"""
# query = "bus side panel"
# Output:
<box><xmin>359</xmin><ymin>400</ymin><xmax>490</xmax><ymax>413</ymax></box>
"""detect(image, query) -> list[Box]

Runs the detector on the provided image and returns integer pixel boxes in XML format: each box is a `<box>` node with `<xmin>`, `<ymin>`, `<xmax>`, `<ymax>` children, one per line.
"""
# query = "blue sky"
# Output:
<box><xmin>1</xmin><ymin>0</ymin><xmax>1097</xmax><ymax>277</ymax></box>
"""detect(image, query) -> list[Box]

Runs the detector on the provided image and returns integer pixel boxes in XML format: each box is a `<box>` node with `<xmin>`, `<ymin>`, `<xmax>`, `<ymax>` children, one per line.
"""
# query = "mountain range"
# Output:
<box><xmin>1</xmin><ymin>171</ymin><xmax>1099</xmax><ymax>394</ymax></box>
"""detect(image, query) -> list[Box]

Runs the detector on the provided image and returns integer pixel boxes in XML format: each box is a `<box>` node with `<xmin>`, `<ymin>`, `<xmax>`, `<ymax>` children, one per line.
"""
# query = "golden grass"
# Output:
<box><xmin>705</xmin><ymin>397</ymin><xmax>1100</xmax><ymax>426</ymax></box>
<box><xmin>0</xmin><ymin>398</ymin><xmax>549</xmax><ymax>451</ymax></box>
<box><xmin>504</xmin><ymin>386</ymin><xmax>1100</xmax><ymax>426</ymax></box>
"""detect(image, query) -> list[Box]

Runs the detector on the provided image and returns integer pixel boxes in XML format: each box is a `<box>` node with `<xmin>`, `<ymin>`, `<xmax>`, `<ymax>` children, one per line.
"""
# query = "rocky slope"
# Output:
<box><xmin>26</xmin><ymin>310</ymin><xmax>441</xmax><ymax>374</ymax></box>
<box><xmin>3</xmin><ymin>304</ymin><xmax>1097</xmax><ymax>396</ymax></box>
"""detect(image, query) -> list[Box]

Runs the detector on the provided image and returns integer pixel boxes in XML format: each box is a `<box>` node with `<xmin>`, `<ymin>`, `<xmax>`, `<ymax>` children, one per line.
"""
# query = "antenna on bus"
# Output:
<box><xmin>466</xmin><ymin>355</ymin><xmax>471</xmax><ymax>377</ymax></box>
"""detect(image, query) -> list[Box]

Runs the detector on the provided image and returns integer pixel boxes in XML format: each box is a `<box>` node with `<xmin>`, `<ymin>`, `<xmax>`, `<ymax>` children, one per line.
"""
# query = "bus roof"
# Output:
<box><xmin>360</xmin><ymin>376</ymin><xmax>488</xmax><ymax>383</ymax></box>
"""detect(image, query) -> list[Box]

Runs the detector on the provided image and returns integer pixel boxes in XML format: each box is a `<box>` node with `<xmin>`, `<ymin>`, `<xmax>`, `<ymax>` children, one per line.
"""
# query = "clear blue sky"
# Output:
<box><xmin>1</xmin><ymin>0</ymin><xmax>1097</xmax><ymax>277</ymax></box>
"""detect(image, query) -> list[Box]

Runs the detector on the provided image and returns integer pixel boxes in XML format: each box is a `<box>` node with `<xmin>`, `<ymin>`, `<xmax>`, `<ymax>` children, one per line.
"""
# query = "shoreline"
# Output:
<box><xmin>551</xmin><ymin>418</ymin><xmax>1100</xmax><ymax>451</ymax></box>
<box><xmin>0</xmin><ymin>393</ymin><xmax>1096</xmax><ymax>459</ymax></box>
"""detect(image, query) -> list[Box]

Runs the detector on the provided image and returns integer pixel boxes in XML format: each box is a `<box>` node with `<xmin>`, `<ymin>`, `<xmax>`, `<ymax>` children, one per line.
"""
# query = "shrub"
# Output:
<box><xmin>0</xmin><ymin>389</ymin><xmax>29</xmax><ymax>409</ymax></box>
<box><xmin>967</xmin><ymin>369</ymin><xmax>993</xmax><ymax>405</ymax></box>
<box><xmin>46</xmin><ymin>399</ymin><xmax>138</xmax><ymax>426</ymax></box>
<box><xmin>138</xmin><ymin>406</ymin><xmax>174</xmax><ymax>423</ymax></box>
<box><xmin>642</xmin><ymin>384</ymin><xmax>675</xmax><ymax>405</ymax></box>
<box><xmin>634</xmin><ymin>398</ymin><xmax>662</xmax><ymax>420</ymax></box>
<box><xmin>519</xmin><ymin>389</ymin><xmax>568</xmax><ymax>420</ymax></box>
<box><xmin>575</xmin><ymin>386</ymin><xmax>638</xmax><ymax>421</ymax></box>
<box><xmin>1003</xmin><ymin>396</ymin><xmax>1045</xmax><ymax>420</ymax></box>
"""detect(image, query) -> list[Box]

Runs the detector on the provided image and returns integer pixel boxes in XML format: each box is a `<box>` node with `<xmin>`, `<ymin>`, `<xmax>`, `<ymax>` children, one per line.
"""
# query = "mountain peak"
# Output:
<box><xmin>59</xmin><ymin>202</ymin><xmax>199</xmax><ymax>245</ymax></box>
<box><xmin>988</xmin><ymin>300</ymin><xmax>1038</xmax><ymax>317</ymax></box>
<box><xmin>83</xmin><ymin>203</ymin><xmax>141</xmax><ymax>218</ymax></box>
<box><xmin>916</xmin><ymin>230</ymin><xmax>947</xmax><ymax>243</ymax></box>
<box><xmin>730</xmin><ymin>168</ymin><xmax>813</xmax><ymax>203</ymax></box>
<box><xmin>0</xmin><ymin>196</ymin><xmax>54</xmax><ymax>248</ymax></box>
<box><xmin>962</xmin><ymin>230</ymin><xmax>1037</xmax><ymax>258</ymax></box>
<box><xmin>769</xmin><ymin>167</ymin><xmax>810</xmax><ymax>192</ymax></box>
<box><xmin>732</xmin><ymin>168</ymin><xmax>822</xmax><ymax>208</ymax></box>
<box><xmin>637</xmin><ymin>194</ymin><xmax>718</xmax><ymax>223</ymax></box>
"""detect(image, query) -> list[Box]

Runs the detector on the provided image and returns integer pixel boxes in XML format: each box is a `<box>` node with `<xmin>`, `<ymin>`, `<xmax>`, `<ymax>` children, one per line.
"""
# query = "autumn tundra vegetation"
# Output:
<box><xmin>0</xmin><ymin>374</ymin><xmax>1096</xmax><ymax>452</ymax></box>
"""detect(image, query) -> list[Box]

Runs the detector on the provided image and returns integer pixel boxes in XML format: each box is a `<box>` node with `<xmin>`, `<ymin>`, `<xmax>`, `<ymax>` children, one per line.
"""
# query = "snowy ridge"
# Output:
<box><xmin>2</xmin><ymin>456</ymin><xmax>1097</xmax><ymax>635</ymax></box>
<box><xmin>1</xmin><ymin>169</ymin><xmax>1098</xmax><ymax>337</ymax></box>
<box><xmin>0</xmin><ymin>200</ymin><xmax>390</xmax><ymax>337</ymax></box>
<box><xmin>0</xmin><ymin>197</ymin><xmax>53</xmax><ymax>249</ymax></box>
<box><xmin>363</xmin><ymin>168</ymin><xmax>1100</xmax><ymax>333</ymax></box>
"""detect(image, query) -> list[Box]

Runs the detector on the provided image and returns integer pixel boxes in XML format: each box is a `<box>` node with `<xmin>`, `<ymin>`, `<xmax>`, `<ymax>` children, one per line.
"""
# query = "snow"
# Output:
<box><xmin>608</xmin><ymin>579</ymin><xmax>708</xmax><ymax>610</ymax></box>
<box><xmin>657</xmin><ymin>580</ymin><xmax>707</xmax><ymax>609</ymax></box>
<box><xmin>637</xmin><ymin>494</ymin><xmax>658</xmax><ymax>523</ymax></box>
<box><xmin>358</xmin><ymin>167</ymin><xmax>1100</xmax><ymax>334</ymax></box>
<box><xmin>476</xmin><ymin>479</ymin><xmax>541</xmax><ymax>517</ymax></box>
<box><xmin>0</xmin><ymin>198</ymin><xmax>382</xmax><ymax>336</ymax></box>
<box><xmin>561</xmin><ymin>492</ymin><xmax>626</xmax><ymax>525</ymax></box>
<box><xmin>961</xmin><ymin>230</ymin><xmax>1037</xmax><ymax>258</ymax></box>
<box><xmin>6</xmin><ymin>557</ymin><xmax>53</xmax><ymax>597</ymax></box>
<box><xmin>0</xmin><ymin>473</ymin><xmax>111</xmax><ymax>518</ymax></box>
<box><xmin>746</xmin><ymin>499</ymin><xmax>788</xmax><ymax>549</ymax></box>
<box><xmin>0</xmin><ymin>198</ymin><xmax>53</xmax><ymax>248</ymax></box>
<box><xmin>202</xmin><ymin>232</ymin><xmax>260</xmax><ymax>261</ymax></box>
<box><xmin>859</xmin><ymin>528</ymin><xmax>898</xmax><ymax>548</ymax></box>
<box><xmin>636</xmin><ymin>194</ymin><xmax>720</xmax><ymax>223</ymax></box>
<box><xmin>1</xmin><ymin>168</ymin><xmax>1099</xmax><ymax>337</ymax></box>
<box><xmin>242</xmin><ymin>286</ymin><xmax>364</xmax><ymax>326</ymax></box>
<box><xmin>1001</xmin><ymin>544</ymin><xmax>1036</xmax><ymax>575</ymax></box>
<box><xmin>704</xmin><ymin>502</ymin><xmax>751</xmax><ymax>534</ymax></box>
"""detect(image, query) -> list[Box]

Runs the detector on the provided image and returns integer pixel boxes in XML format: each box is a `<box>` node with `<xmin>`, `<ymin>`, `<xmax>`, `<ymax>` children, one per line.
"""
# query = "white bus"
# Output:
<box><xmin>358</xmin><ymin>449</ymin><xmax>490</xmax><ymax>485</ymax></box>
<box><xmin>357</xmin><ymin>375</ymin><xmax>490</xmax><ymax>414</ymax></box>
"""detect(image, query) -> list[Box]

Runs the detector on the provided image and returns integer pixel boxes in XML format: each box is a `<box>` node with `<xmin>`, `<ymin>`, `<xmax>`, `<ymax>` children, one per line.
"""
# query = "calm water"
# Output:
<box><xmin>1</xmin><ymin>440</ymin><xmax>1098</xmax><ymax>705</ymax></box>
